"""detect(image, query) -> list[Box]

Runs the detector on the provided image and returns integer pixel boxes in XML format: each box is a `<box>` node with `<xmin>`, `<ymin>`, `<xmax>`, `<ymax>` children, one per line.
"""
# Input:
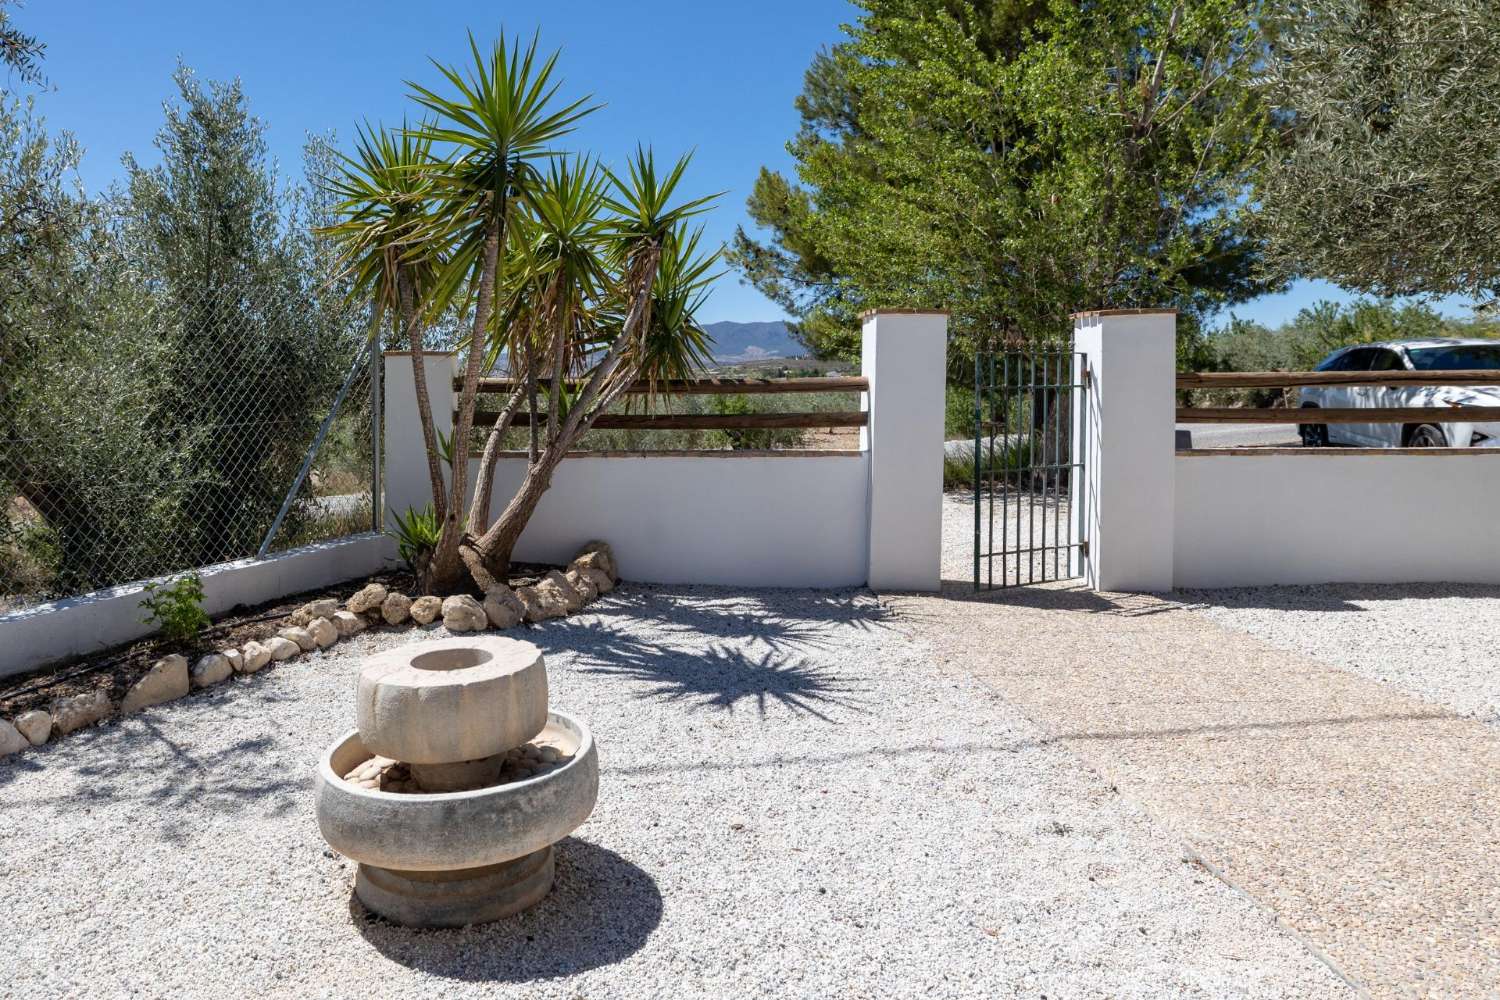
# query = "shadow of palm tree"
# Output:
<box><xmin>581</xmin><ymin>583</ymin><xmax>896</xmax><ymax>644</ymax></box>
<box><xmin>534</xmin><ymin>606</ymin><xmax>871</xmax><ymax>721</ymax></box>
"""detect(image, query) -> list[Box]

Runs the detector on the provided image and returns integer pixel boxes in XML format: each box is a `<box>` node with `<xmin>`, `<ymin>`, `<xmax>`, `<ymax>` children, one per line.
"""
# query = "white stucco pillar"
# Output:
<box><xmin>382</xmin><ymin>351</ymin><xmax>455</xmax><ymax>532</ymax></box>
<box><xmin>862</xmin><ymin>310</ymin><xmax>948</xmax><ymax>591</ymax></box>
<box><xmin>1071</xmin><ymin>310</ymin><xmax>1176</xmax><ymax>592</ymax></box>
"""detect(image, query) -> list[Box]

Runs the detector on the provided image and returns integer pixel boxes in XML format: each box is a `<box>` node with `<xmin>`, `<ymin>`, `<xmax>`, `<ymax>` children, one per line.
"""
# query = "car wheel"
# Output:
<box><xmin>1406</xmin><ymin>424</ymin><xmax>1447</xmax><ymax>448</ymax></box>
<box><xmin>1298</xmin><ymin>406</ymin><xmax>1328</xmax><ymax>447</ymax></box>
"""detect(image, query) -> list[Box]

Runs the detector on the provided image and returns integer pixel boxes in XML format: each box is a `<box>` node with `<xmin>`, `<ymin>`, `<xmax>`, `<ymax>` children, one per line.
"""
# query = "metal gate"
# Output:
<box><xmin>973</xmin><ymin>342</ymin><xmax>1088</xmax><ymax>589</ymax></box>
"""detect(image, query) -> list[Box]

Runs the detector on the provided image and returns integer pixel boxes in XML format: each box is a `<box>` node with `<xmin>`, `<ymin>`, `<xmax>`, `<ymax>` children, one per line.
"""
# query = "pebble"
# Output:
<box><xmin>278</xmin><ymin>627</ymin><xmax>316</xmax><ymax>653</ymax></box>
<box><xmin>14</xmin><ymin>710</ymin><xmax>52</xmax><ymax>746</ymax></box>
<box><xmin>0</xmin><ymin>720</ymin><xmax>28</xmax><ymax>757</ymax></box>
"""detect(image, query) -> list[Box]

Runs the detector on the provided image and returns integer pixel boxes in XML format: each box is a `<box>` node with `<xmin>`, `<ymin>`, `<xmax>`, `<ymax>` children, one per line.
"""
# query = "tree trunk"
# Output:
<box><xmin>429</xmin><ymin>202</ymin><xmax>505</xmax><ymax>594</ymax></box>
<box><xmin>466</xmin><ymin>377</ymin><xmax>528</xmax><ymax>529</ymax></box>
<box><xmin>396</xmin><ymin>265</ymin><xmax>448</xmax><ymax>521</ymax></box>
<box><xmin>461</xmin><ymin>243</ymin><xmax>662</xmax><ymax>592</ymax></box>
<box><xmin>460</xmin><ymin>448</ymin><xmax>562</xmax><ymax>584</ymax></box>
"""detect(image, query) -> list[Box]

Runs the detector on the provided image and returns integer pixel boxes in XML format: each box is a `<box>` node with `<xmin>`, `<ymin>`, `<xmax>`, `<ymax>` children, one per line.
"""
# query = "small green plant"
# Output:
<box><xmin>389</xmin><ymin>504</ymin><xmax>445</xmax><ymax>573</ymax></box>
<box><xmin>138</xmin><ymin>573</ymin><xmax>209</xmax><ymax>644</ymax></box>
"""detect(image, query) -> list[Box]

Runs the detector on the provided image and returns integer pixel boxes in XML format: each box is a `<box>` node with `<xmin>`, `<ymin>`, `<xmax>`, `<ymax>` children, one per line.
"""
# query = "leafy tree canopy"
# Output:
<box><xmin>1258</xmin><ymin>0</ymin><xmax>1500</xmax><ymax>301</ymax></box>
<box><xmin>1211</xmin><ymin>299</ymin><xmax>1500</xmax><ymax>375</ymax></box>
<box><xmin>730</xmin><ymin>0</ymin><xmax>1280</xmax><ymax>364</ymax></box>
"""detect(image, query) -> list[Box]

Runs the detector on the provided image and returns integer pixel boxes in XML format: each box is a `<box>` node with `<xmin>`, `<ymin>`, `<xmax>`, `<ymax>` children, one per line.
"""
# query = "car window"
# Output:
<box><xmin>1368</xmin><ymin>349</ymin><xmax>1405</xmax><ymax>371</ymax></box>
<box><xmin>1338</xmin><ymin>348</ymin><xmax>1377</xmax><ymax>371</ymax></box>
<box><xmin>1407</xmin><ymin>345</ymin><xmax>1500</xmax><ymax>370</ymax></box>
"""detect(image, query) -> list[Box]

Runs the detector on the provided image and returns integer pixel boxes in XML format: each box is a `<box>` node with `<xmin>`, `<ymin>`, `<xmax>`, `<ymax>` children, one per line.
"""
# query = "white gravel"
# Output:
<box><xmin>2</xmin><ymin>582</ymin><xmax>1346</xmax><ymax>998</ymax></box>
<box><xmin>1177</xmin><ymin>582</ymin><xmax>1500</xmax><ymax>725</ymax></box>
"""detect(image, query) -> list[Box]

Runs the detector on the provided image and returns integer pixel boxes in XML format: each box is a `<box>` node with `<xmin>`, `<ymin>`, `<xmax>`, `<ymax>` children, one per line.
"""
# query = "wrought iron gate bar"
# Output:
<box><xmin>972</xmin><ymin>341</ymin><xmax>1088</xmax><ymax>590</ymax></box>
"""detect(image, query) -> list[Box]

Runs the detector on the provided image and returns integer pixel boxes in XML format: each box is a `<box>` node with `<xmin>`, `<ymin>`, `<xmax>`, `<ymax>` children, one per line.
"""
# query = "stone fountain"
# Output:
<box><xmin>314</xmin><ymin>635</ymin><xmax>598</xmax><ymax>926</ymax></box>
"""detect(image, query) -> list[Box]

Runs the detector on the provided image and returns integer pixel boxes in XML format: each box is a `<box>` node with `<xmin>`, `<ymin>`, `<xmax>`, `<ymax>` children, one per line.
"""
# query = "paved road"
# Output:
<box><xmin>949</xmin><ymin>424</ymin><xmax>1301</xmax><ymax>455</ymax></box>
<box><xmin>1176</xmin><ymin>422</ymin><xmax>1300</xmax><ymax>449</ymax></box>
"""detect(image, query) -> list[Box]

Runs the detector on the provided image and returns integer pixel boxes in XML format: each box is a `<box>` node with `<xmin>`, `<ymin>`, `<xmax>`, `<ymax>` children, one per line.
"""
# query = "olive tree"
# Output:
<box><xmin>1258</xmin><ymin>0</ymin><xmax>1500</xmax><ymax>299</ymax></box>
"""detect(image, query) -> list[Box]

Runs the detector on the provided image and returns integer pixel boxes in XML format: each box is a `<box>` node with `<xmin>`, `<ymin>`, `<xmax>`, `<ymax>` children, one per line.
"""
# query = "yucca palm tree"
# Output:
<box><xmin>324</xmin><ymin>32</ymin><xmax>720</xmax><ymax>594</ymax></box>
<box><xmin>461</xmin><ymin>147</ymin><xmax>719</xmax><ymax>587</ymax></box>
<box><xmin>317</xmin><ymin>122</ymin><xmax>450</xmax><ymax>566</ymax></box>
<box><xmin>467</xmin><ymin>156</ymin><xmax>614</xmax><ymax>530</ymax></box>
<box><xmin>408</xmin><ymin>31</ymin><xmax>597</xmax><ymax>592</ymax></box>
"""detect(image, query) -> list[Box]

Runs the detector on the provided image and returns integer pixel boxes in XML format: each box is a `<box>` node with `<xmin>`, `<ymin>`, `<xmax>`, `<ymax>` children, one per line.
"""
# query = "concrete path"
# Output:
<box><xmin>889</xmin><ymin>498</ymin><xmax>1500</xmax><ymax>998</ymax></box>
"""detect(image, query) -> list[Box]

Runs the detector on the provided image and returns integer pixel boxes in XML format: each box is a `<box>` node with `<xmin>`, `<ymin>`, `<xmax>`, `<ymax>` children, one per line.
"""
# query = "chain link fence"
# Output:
<box><xmin>0</xmin><ymin>279</ymin><xmax>377</xmax><ymax>613</ymax></box>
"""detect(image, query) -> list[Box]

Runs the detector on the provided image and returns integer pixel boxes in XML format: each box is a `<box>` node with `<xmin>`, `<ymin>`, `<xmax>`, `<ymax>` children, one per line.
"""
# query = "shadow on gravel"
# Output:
<box><xmin>352</xmin><ymin>837</ymin><xmax>661</xmax><ymax>982</ymax></box>
<box><xmin>1050</xmin><ymin>708</ymin><xmax>1462</xmax><ymax>745</ymax></box>
<box><xmin>916</xmin><ymin>579</ymin><xmax>1180</xmax><ymax>618</ymax></box>
<box><xmin>537</xmin><ymin>616</ymin><xmax>869</xmax><ymax>721</ymax></box>
<box><xmin>1</xmin><ymin>695</ymin><xmax>306</xmax><ymax>829</ymax></box>
<box><xmin>1174</xmin><ymin>581</ymin><xmax>1500</xmax><ymax>614</ymax></box>
<box><xmin>585</xmin><ymin>584</ymin><xmax>896</xmax><ymax>639</ymax></box>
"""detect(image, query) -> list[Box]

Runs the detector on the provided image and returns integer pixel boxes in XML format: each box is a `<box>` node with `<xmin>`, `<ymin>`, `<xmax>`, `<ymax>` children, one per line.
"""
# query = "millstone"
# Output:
<box><xmin>354</xmin><ymin>636</ymin><xmax>548</xmax><ymax>764</ymax></box>
<box><xmin>353</xmin><ymin>847</ymin><xmax>555</xmax><ymax>927</ymax></box>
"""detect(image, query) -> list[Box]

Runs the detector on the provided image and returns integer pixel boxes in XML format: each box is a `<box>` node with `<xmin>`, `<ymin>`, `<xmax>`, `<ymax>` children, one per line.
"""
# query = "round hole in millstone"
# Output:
<box><xmin>410</xmin><ymin>647</ymin><xmax>494</xmax><ymax>672</ymax></box>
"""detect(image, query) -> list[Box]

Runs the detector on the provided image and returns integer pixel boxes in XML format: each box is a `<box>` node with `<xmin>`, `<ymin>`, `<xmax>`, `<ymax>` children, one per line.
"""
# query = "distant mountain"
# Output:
<box><xmin>703</xmin><ymin>320</ymin><xmax>804</xmax><ymax>362</ymax></box>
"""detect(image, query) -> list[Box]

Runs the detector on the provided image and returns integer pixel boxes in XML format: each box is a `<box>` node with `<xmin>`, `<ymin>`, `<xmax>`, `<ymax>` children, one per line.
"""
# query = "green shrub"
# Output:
<box><xmin>139</xmin><ymin>573</ymin><xmax>209</xmax><ymax>644</ymax></box>
<box><xmin>706</xmin><ymin>395</ymin><xmax>807</xmax><ymax>450</ymax></box>
<box><xmin>389</xmin><ymin>505</ymin><xmax>444</xmax><ymax>574</ymax></box>
<box><xmin>943</xmin><ymin>439</ymin><xmax>1036</xmax><ymax>490</ymax></box>
<box><xmin>945</xmin><ymin>385</ymin><xmax>976</xmax><ymax>440</ymax></box>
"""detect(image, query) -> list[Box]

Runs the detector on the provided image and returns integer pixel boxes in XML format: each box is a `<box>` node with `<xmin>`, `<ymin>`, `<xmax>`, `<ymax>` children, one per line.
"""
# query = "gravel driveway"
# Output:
<box><xmin>0</xmin><ymin>582</ymin><xmax>1345</xmax><ymax>998</ymax></box>
<box><xmin>1178</xmin><ymin>582</ymin><xmax>1500</xmax><ymax>725</ymax></box>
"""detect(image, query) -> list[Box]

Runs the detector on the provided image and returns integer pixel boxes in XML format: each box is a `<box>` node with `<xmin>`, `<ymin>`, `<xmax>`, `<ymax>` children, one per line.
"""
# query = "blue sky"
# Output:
<box><xmin>18</xmin><ymin>1</ymin><xmax>1479</xmax><ymax>327</ymax></box>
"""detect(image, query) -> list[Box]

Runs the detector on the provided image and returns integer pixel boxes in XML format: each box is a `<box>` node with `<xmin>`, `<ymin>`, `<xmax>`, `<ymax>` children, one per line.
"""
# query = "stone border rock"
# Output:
<box><xmin>0</xmin><ymin>542</ymin><xmax>621</xmax><ymax>762</ymax></box>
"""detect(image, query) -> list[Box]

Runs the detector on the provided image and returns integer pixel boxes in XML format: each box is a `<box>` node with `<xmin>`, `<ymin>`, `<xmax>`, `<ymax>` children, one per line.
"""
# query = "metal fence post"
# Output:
<box><xmin>370</xmin><ymin>343</ymin><xmax>383</xmax><ymax>533</ymax></box>
<box><xmin>256</xmin><ymin>339</ymin><xmax>376</xmax><ymax>560</ymax></box>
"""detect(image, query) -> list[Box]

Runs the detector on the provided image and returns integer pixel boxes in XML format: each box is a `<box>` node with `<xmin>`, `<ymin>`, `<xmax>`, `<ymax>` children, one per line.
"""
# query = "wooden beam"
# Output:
<box><xmin>1179</xmin><ymin>447</ymin><xmax>1500</xmax><ymax>457</ymax></box>
<box><xmin>1177</xmin><ymin>406</ymin><xmax>1500</xmax><ymax>424</ymax></box>
<box><xmin>465</xmin><ymin>376</ymin><xmax>868</xmax><ymax>395</ymax></box>
<box><xmin>1177</xmin><ymin>370</ymin><xmax>1500</xmax><ymax>389</ymax></box>
<box><xmin>465</xmin><ymin>448</ymin><xmax>866</xmax><ymax>459</ymax></box>
<box><xmin>458</xmin><ymin>410</ymin><xmax>869</xmax><ymax>430</ymax></box>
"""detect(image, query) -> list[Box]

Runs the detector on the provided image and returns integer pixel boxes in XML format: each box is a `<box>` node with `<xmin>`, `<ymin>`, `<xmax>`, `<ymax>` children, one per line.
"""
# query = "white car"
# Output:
<box><xmin>1299</xmin><ymin>338</ymin><xmax>1500</xmax><ymax>448</ymax></box>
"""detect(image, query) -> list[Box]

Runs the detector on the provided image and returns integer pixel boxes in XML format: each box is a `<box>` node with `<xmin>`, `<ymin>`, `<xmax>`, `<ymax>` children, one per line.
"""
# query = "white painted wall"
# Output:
<box><xmin>0</xmin><ymin>533</ymin><xmax>397</xmax><ymax>678</ymax></box>
<box><xmin>383</xmin><ymin>352</ymin><xmax>456</xmax><ymax>532</ymax></box>
<box><xmin>863</xmin><ymin>311</ymin><xmax>948</xmax><ymax>590</ymax></box>
<box><xmin>382</xmin><ymin>311</ymin><xmax>948</xmax><ymax>592</ymax></box>
<box><xmin>1072</xmin><ymin>310</ymin><xmax>1177</xmax><ymax>591</ymax></box>
<box><xmin>476</xmin><ymin>453</ymin><xmax>870</xmax><ymax>588</ymax></box>
<box><xmin>1077</xmin><ymin>309</ymin><xmax>1500</xmax><ymax>591</ymax></box>
<box><xmin>1175</xmin><ymin>453</ymin><xmax>1500</xmax><ymax>587</ymax></box>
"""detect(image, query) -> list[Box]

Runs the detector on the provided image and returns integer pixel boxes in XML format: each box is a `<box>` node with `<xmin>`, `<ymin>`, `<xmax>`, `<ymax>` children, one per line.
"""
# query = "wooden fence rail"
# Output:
<box><xmin>457</xmin><ymin>410</ymin><xmax>868</xmax><ymax>430</ymax></box>
<box><xmin>464</xmin><ymin>376</ymin><xmax>868</xmax><ymax>395</ymax></box>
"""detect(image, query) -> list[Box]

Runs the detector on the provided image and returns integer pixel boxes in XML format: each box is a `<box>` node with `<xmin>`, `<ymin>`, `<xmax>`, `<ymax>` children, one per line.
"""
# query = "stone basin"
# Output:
<box><xmin>314</xmin><ymin>711</ymin><xmax>599</xmax><ymax>874</ymax></box>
